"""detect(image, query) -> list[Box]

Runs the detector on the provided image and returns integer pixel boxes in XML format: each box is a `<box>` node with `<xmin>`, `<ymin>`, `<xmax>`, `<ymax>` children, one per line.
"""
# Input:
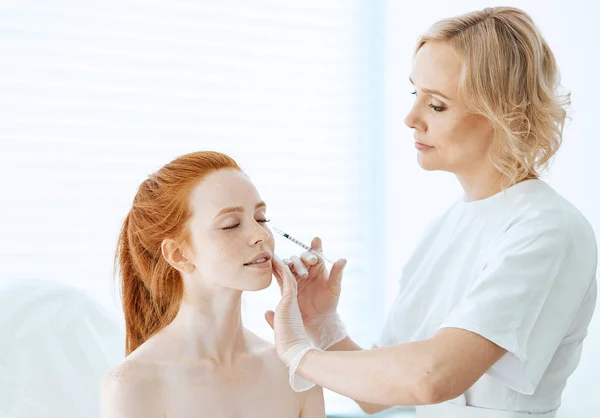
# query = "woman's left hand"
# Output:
<box><xmin>270</xmin><ymin>256</ymin><xmax>319</xmax><ymax>392</ymax></box>
<box><xmin>270</xmin><ymin>256</ymin><xmax>313</xmax><ymax>363</ymax></box>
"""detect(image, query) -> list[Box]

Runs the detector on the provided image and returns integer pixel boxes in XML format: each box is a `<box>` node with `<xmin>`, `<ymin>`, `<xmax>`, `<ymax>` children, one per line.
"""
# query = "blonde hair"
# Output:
<box><xmin>417</xmin><ymin>7</ymin><xmax>570</xmax><ymax>183</ymax></box>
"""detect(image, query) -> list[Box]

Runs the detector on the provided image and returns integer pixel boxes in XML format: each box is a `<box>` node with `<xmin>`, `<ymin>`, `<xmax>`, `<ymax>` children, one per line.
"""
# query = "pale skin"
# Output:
<box><xmin>101</xmin><ymin>169</ymin><xmax>325</xmax><ymax>418</ymax></box>
<box><xmin>266</xmin><ymin>40</ymin><xmax>523</xmax><ymax>414</ymax></box>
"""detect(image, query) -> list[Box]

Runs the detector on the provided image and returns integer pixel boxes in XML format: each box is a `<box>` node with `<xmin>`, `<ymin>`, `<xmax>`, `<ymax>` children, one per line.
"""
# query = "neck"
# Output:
<box><xmin>456</xmin><ymin>161</ymin><xmax>531</xmax><ymax>202</ymax></box>
<box><xmin>165</xmin><ymin>284</ymin><xmax>248</xmax><ymax>365</ymax></box>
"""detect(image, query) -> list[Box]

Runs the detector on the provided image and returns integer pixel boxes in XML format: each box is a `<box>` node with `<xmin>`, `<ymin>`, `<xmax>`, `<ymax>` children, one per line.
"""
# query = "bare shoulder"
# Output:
<box><xmin>102</xmin><ymin>357</ymin><xmax>159</xmax><ymax>390</ymax></box>
<box><xmin>245</xmin><ymin>331</ymin><xmax>286</xmax><ymax>373</ymax></box>
<box><xmin>100</xmin><ymin>357</ymin><xmax>162</xmax><ymax>418</ymax></box>
<box><xmin>245</xmin><ymin>331</ymin><xmax>324</xmax><ymax>413</ymax></box>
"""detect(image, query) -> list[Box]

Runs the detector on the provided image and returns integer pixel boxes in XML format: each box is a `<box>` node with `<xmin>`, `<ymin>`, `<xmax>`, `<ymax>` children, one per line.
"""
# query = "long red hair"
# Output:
<box><xmin>115</xmin><ymin>151</ymin><xmax>241</xmax><ymax>355</ymax></box>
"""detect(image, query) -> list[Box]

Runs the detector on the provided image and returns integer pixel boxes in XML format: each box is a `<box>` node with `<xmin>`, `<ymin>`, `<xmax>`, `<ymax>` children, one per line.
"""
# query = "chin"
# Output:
<box><xmin>416</xmin><ymin>154</ymin><xmax>439</xmax><ymax>171</ymax></box>
<box><xmin>243</xmin><ymin>273</ymin><xmax>273</xmax><ymax>291</ymax></box>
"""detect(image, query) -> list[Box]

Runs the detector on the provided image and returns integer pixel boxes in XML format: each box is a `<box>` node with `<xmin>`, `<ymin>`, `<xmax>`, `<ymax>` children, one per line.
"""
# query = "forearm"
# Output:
<box><xmin>297</xmin><ymin>341</ymin><xmax>435</xmax><ymax>406</ymax></box>
<box><xmin>325</xmin><ymin>335</ymin><xmax>362</xmax><ymax>352</ymax></box>
<box><xmin>325</xmin><ymin>336</ymin><xmax>392</xmax><ymax>414</ymax></box>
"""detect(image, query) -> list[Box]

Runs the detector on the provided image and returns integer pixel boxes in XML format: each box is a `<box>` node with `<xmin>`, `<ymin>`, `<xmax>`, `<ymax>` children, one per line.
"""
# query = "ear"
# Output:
<box><xmin>161</xmin><ymin>238</ymin><xmax>196</xmax><ymax>274</ymax></box>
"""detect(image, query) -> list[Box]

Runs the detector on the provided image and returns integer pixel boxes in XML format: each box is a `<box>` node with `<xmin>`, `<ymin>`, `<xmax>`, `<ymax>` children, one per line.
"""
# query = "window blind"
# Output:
<box><xmin>0</xmin><ymin>1</ymin><xmax>385</xmax><ymax>414</ymax></box>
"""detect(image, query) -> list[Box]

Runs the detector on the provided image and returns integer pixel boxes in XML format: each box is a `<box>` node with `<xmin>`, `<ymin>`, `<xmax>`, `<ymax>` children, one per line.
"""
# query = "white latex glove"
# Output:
<box><xmin>304</xmin><ymin>311</ymin><xmax>347</xmax><ymax>351</ymax></box>
<box><xmin>268</xmin><ymin>237</ymin><xmax>348</xmax><ymax>350</ymax></box>
<box><xmin>270</xmin><ymin>256</ymin><xmax>319</xmax><ymax>392</ymax></box>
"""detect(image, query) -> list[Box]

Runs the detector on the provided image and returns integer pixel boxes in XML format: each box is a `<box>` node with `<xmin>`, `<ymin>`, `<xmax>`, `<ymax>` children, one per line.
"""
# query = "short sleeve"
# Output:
<box><xmin>439</xmin><ymin>216</ymin><xmax>597</xmax><ymax>394</ymax></box>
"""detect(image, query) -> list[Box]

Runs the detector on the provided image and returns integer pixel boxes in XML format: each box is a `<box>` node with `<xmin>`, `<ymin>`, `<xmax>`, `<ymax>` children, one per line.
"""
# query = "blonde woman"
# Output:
<box><xmin>266</xmin><ymin>7</ymin><xmax>597</xmax><ymax>418</ymax></box>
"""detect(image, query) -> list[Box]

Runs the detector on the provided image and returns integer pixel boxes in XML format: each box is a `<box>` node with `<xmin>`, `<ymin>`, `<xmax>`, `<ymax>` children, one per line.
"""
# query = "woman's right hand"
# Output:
<box><xmin>266</xmin><ymin>237</ymin><xmax>348</xmax><ymax>349</ymax></box>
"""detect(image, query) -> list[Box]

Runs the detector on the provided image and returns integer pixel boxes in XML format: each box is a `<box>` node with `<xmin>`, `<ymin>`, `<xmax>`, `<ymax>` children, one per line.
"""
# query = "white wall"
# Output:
<box><xmin>0</xmin><ymin>2</ymin><xmax>382</xmax><ymax>416</ymax></box>
<box><xmin>384</xmin><ymin>0</ymin><xmax>600</xmax><ymax>415</ymax></box>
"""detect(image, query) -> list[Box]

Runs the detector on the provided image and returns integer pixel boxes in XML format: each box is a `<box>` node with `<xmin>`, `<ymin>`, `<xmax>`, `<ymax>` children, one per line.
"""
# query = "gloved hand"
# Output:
<box><xmin>267</xmin><ymin>237</ymin><xmax>348</xmax><ymax>350</ymax></box>
<box><xmin>270</xmin><ymin>256</ymin><xmax>318</xmax><ymax>392</ymax></box>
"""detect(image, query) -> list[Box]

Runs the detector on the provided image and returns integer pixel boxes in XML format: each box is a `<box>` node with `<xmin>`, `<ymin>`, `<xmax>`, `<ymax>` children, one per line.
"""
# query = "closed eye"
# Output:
<box><xmin>222</xmin><ymin>219</ymin><xmax>270</xmax><ymax>230</ymax></box>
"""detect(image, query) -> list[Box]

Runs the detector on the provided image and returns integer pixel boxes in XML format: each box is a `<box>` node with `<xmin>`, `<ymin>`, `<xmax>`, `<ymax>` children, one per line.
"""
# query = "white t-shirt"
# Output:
<box><xmin>378</xmin><ymin>179</ymin><xmax>597</xmax><ymax>413</ymax></box>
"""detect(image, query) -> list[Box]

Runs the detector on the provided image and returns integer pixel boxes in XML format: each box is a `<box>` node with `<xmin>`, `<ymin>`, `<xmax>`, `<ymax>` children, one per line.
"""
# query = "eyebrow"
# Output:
<box><xmin>409</xmin><ymin>77</ymin><xmax>452</xmax><ymax>101</ymax></box>
<box><xmin>214</xmin><ymin>201</ymin><xmax>267</xmax><ymax>218</ymax></box>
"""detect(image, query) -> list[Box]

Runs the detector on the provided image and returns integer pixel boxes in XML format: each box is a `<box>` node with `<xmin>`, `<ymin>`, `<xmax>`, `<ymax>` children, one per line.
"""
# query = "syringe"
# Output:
<box><xmin>271</xmin><ymin>226</ymin><xmax>334</xmax><ymax>264</ymax></box>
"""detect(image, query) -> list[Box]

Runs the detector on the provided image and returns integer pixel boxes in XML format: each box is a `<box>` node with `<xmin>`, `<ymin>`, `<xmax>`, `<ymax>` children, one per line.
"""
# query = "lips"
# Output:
<box><xmin>244</xmin><ymin>252</ymin><xmax>272</xmax><ymax>266</ymax></box>
<box><xmin>415</xmin><ymin>142</ymin><xmax>434</xmax><ymax>151</ymax></box>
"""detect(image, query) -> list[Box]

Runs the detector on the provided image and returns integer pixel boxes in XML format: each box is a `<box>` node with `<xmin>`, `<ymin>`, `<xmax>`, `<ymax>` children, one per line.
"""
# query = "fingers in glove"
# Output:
<box><xmin>300</xmin><ymin>250</ymin><xmax>320</xmax><ymax>266</ymax></box>
<box><xmin>328</xmin><ymin>258</ymin><xmax>347</xmax><ymax>295</ymax></box>
<box><xmin>290</xmin><ymin>255</ymin><xmax>308</xmax><ymax>277</ymax></box>
<box><xmin>264</xmin><ymin>310</ymin><xmax>275</xmax><ymax>330</ymax></box>
<box><xmin>310</xmin><ymin>237</ymin><xmax>323</xmax><ymax>253</ymax></box>
<box><xmin>272</xmin><ymin>255</ymin><xmax>284</xmax><ymax>288</ymax></box>
<box><xmin>272</xmin><ymin>256</ymin><xmax>297</xmax><ymax>298</ymax></box>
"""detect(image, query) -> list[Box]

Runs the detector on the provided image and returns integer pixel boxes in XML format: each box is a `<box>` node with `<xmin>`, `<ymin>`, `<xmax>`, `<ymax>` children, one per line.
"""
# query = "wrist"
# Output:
<box><xmin>305</xmin><ymin>312</ymin><xmax>347</xmax><ymax>350</ymax></box>
<box><xmin>284</xmin><ymin>343</ymin><xmax>320</xmax><ymax>392</ymax></box>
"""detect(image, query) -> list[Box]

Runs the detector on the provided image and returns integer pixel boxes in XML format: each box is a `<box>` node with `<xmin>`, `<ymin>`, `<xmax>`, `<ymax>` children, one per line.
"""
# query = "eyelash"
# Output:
<box><xmin>411</xmin><ymin>91</ymin><xmax>446</xmax><ymax>112</ymax></box>
<box><xmin>222</xmin><ymin>219</ymin><xmax>270</xmax><ymax>231</ymax></box>
<box><xmin>429</xmin><ymin>104</ymin><xmax>446</xmax><ymax>112</ymax></box>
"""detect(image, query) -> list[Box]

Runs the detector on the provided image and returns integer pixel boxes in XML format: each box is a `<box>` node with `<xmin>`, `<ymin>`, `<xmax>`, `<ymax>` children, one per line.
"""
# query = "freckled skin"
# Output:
<box><xmin>101</xmin><ymin>170</ymin><xmax>325</xmax><ymax>418</ymax></box>
<box><xmin>102</xmin><ymin>332</ymin><xmax>322</xmax><ymax>418</ymax></box>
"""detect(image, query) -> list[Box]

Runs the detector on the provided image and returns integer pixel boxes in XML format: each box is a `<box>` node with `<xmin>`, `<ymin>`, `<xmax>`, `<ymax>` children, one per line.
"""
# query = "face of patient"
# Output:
<box><xmin>173</xmin><ymin>169</ymin><xmax>275</xmax><ymax>292</ymax></box>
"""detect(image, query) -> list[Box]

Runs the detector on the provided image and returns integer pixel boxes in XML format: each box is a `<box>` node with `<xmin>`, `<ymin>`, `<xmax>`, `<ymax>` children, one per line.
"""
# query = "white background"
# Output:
<box><xmin>0</xmin><ymin>0</ymin><xmax>598</xmax><ymax>416</ymax></box>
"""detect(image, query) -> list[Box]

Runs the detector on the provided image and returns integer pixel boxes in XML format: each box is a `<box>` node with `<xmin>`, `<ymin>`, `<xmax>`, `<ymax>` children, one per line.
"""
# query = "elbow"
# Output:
<box><xmin>357</xmin><ymin>404</ymin><xmax>375</xmax><ymax>415</ymax></box>
<box><xmin>357</xmin><ymin>402</ymin><xmax>388</xmax><ymax>415</ymax></box>
<box><xmin>409</xmin><ymin>350</ymin><xmax>464</xmax><ymax>405</ymax></box>
<box><xmin>413</xmin><ymin>380</ymin><xmax>445</xmax><ymax>405</ymax></box>
<box><xmin>413</xmin><ymin>373</ymin><xmax>463</xmax><ymax>405</ymax></box>
<box><xmin>357</xmin><ymin>404</ymin><xmax>371</xmax><ymax>414</ymax></box>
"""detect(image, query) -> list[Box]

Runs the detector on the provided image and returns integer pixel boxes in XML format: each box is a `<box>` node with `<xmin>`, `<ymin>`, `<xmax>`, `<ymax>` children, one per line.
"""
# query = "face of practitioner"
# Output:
<box><xmin>404</xmin><ymin>41</ymin><xmax>495</xmax><ymax>176</ymax></box>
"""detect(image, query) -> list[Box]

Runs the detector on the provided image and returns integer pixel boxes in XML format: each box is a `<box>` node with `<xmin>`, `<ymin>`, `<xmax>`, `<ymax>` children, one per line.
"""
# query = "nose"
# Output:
<box><xmin>250</xmin><ymin>221</ymin><xmax>270</xmax><ymax>245</ymax></box>
<box><xmin>404</xmin><ymin>103</ymin><xmax>425</xmax><ymax>131</ymax></box>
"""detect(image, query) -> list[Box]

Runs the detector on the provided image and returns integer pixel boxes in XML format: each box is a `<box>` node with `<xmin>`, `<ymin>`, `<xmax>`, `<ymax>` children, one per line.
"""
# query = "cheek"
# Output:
<box><xmin>426</xmin><ymin>112</ymin><xmax>459</xmax><ymax>148</ymax></box>
<box><xmin>457</xmin><ymin>115</ymin><xmax>494</xmax><ymax>157</ymax></box>
<box><xmin>213</xmin><ymin>234</ymin><xmax>238</xmax><ymax>253</ymax></box>
<box><xmin>194</xmin><ymin>233</ymin><xmax>239</xmax><ymax>266</ymax></box>
<box><xmin>434</xmin><ymin>113</ymin><xmax>491</xmax><ymax>156</ymax></box>
<box><xmin>266</xmin><ymin>229</ymin><xmax>275</xmax><ymax>251</ymax></box>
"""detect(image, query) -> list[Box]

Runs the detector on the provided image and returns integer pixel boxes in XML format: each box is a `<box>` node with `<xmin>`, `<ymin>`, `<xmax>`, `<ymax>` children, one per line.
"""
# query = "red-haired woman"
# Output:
<box><xmin>101</xmin><ymin>151</ymin><xmax>324</xmax><ymax>418</ymax></box>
